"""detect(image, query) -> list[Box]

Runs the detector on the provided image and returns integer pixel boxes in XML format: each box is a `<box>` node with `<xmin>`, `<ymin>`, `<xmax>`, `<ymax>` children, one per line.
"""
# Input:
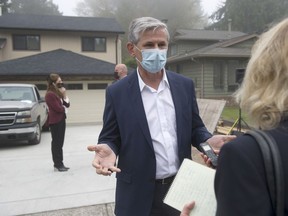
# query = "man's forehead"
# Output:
<box><xmin>139</xmin><ymin>29</ymin><xmax>168</xmax><ymax>41</ymax></box>
<box><xmin>141</xmin><ymin>27</ymin><xmax>166</xmax><ymax>35</ymax></box>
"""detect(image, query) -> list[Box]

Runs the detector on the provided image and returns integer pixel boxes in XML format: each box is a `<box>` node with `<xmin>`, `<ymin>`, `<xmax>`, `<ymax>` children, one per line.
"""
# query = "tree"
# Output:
<box><xmin>10</xmin><ymin>0</ymin><xmax>62</xmax><ymax>15</ymax></box>
<box><xmin>75</xmin><ymin>0</ymin><xmax>208</xmax><ymax>61</ymax></box>
<box><xmin>208</xmin><ymin>0</ymin><xmax>288</xmax><ymax>33</ymax></box>
<box><xmin>76</xmin><ymin>0</ymin><xmax>207</xmax><ymax>31</ymax></box>
<box><xmin>0</xmin><ymin>0</ymin><xmax>11</xmax><ymax>14</ymax></box>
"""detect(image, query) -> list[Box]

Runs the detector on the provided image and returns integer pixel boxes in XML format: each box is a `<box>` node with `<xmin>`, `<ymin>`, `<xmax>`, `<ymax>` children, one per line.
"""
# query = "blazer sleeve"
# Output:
<box><xmin>97</xmin><ymin>87</ymin><xmax>121</xmax><ymax>155</ymax></box>
<box><xmin>215</xmin><ymin>135</ymin><xmax>273</xmax><ymax>216</ymax></box>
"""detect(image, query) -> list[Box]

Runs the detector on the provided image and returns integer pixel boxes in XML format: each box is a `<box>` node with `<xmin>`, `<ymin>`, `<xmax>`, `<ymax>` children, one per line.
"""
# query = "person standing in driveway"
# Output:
<box><xmin>45</xmin><ymin>73</ymin><xmax>70</xmax><ymax>172</ymax></box>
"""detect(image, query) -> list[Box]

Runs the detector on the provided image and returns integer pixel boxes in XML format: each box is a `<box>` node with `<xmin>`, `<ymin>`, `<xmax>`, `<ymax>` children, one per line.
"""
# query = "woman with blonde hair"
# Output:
<box><xmin>46</xmin><ymin>73</ymin><xmax>70</xmax><ymax>172</ymax></box>
<box><xmin>181</xmin><ymin>18</ymin><xmax>288</xmax><ymax>216</ymax></box>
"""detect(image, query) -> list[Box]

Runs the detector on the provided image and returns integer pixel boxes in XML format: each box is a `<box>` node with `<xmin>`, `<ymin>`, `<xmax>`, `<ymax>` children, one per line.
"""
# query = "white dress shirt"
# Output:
<box><xmin>137</xmin><ymin>69</ymin><xmax>179</xmax><ymax>179</ymax></box>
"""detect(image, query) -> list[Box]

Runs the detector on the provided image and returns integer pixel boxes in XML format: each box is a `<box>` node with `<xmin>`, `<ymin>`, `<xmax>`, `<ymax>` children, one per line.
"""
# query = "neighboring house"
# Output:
<box><xmin>0</xmin><ymin>13</ymin><xmax>124</xmax><ymax>124</ymax></box>
<box><xmin>167</xmin><ymin>29</ymin><xmax>258</xmax><ymax>101</ymax></box>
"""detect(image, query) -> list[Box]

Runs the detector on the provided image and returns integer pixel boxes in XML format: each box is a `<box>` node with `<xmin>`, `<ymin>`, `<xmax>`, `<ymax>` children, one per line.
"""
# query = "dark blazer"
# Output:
<box><xmin>98</xmin><ymin>70</ymin><xmax>212</xmax><ymax>216</ymax></box>
<box><xmin>215</xmin><ymin>120</ymin><xmax>288</xmax><ymax>216</ymax></box>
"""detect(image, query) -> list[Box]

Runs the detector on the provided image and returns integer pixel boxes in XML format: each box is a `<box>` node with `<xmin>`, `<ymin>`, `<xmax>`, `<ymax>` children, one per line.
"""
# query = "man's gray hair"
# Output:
<box><xmin>128</xmin><ymin>17</ymin><xmax>170</xmax><ymax>44</ymax></box>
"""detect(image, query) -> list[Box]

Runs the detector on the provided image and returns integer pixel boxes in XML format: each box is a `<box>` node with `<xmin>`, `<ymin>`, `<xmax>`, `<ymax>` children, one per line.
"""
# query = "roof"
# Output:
<box><xmin>0</xmin><ymin>49</ymin><xmax>117</xmax><ymax>76</ymax></box>
<box><xmin>0</xmin><ymin>13</ymin><xmax>124</xmax><ymax>34</ymax></box>
<box><xmin>168</xmin><ymin>34</ymin><xmax>258</xmax><ymax>63</ymax></box>
<box><xmin>173</xmin><ymin>29</ymin><xmax>247</xmax><ymax>41</ymax></box>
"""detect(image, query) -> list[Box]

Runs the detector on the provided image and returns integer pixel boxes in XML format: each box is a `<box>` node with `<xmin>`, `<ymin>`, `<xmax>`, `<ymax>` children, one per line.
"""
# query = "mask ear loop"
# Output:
<box><xmin>134</xmin><ymin>45</ymin><xmax>142</xmax><ymax>63</ymax></box>
<box><xmin>134</xmin><ymin>45</ymin><xmax>141</xmax><ymax>52</ymax></box>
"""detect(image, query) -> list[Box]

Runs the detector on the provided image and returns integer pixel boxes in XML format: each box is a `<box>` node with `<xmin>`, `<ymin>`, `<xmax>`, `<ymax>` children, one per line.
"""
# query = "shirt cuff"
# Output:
<box><xmin>63</xmin><ymin>97</ymin><xmax>69</xmax><ymax>103</ymax></box>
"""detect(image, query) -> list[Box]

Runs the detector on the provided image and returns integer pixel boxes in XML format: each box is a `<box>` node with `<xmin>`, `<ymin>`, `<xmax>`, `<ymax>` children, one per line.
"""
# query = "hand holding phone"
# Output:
<box><xmin>199</xmin><ymin>142</ymin><xmax>218</xmax><ymax>168</ymax></box>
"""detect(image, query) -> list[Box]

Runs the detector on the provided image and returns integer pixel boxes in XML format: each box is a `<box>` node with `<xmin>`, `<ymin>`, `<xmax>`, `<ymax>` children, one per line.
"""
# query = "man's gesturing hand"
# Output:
<box><xmin>87</xmin><ymin>144</ymin><xmax>121</xmax><ymax>176</ymax></box>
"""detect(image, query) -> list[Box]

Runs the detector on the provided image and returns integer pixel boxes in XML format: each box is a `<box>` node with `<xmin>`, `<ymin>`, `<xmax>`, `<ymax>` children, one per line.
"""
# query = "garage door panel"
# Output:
<box><xmin>40</xmin><ymin>83</ymin><xmax>107</xmax><ymax>125</ymax></box>
<box><xmin>66</xmin><ymin>89</ymin><xmax>106</xmax><ymax>124</ymax></box>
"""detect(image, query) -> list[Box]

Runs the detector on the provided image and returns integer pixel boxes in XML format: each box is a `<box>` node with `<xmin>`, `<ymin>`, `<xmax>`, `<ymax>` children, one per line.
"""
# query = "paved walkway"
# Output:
<box><xmin>0</xmin><ymin>124</ymin><xmax>207</xmax><ymax>216</ymax></box>
<box><xmin>0</xmin><ymin>99</ymin><xmax>228</xmax><ymax>215</ymax></box>
<box><xmin>0</xmin><ymin>124</ymin><xmax>116</xmax><ymax>216</ymax></box>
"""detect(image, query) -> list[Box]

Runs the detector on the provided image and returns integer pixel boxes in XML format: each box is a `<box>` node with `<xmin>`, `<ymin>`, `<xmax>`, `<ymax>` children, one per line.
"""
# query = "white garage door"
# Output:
<box><xmin>65</xmin><ymin>82</ymin><xmax>108</xmax><ymax>124</ymax></box>
<box><xmin>39</xmin><ymin>81</ymin><xmax>109</xmax><ymax>125</ymax></box>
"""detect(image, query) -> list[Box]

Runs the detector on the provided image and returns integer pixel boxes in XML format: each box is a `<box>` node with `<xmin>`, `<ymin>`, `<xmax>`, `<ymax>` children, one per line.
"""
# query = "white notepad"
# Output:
<box><xmin>164</xmin><ymin>158</ymin><xmax>216</xmax><ymax>216</ymax></box>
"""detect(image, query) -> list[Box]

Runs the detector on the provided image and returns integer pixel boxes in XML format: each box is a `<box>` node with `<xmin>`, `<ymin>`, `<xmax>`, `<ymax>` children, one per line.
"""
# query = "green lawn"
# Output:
<box><xmin>221</xmin><ymin>106</ymin><xmax>250</xmax><ymax>125</ymax></box>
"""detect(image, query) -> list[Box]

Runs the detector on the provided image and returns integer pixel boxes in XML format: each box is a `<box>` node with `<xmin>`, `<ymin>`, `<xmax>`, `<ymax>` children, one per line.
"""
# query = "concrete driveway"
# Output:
<box><xmin>0</xmin><ymin>124</ymin><xmax>116</xmax><ymax>216</ymax></box>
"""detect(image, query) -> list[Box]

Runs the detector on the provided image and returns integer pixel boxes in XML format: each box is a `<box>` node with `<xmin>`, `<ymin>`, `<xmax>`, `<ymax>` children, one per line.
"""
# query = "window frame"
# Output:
<box><xmin>12</xmin><ymin>34</ymin><xmax>40</xmax><ymax>51</ymax></box>
<box><xmin>81</xmin><ymin>36</ymin><xmax>106</xmax><ymax>52</ymax></box>
<box><xmin>87</xmin><ymin>83</ymin><xmax>108</xmax><ymax>90</ymax></box>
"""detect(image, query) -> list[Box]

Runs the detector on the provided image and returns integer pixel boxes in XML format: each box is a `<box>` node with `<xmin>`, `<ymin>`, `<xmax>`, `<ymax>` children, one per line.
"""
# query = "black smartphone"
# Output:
<box><xmin>199</xmin><ymin>142</ymin><xmax>218</xmax><ymax>168</ymax></box>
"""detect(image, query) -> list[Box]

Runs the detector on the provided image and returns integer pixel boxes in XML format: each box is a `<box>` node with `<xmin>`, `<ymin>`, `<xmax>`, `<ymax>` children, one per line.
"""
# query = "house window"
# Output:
<box><xmin>169</xmin><ymin>44</ymin><xmax>177</xmax><ymax>56</ymax></box>
<box><xmin>176</xmin><ymin>64</ymin><xmax>182</xmax><ymax>74</ymax></box>
<box><xmin>82</xmin><ymin>37</ymin><xmax>106</xmax><ymax>52</ymax></box>
<box><xmin>213</xmin><ymin>60</ymin><xmax>224</xmax><ymax>89</ymax></box>
<box><xmin>227</xmin><ymin>60</ymin><xmax>238</xmax><ymax>91</ymax></box>
<box><xmin>66</xmin><ymin>84</ymin><xmax>83</xmax><ymax>90</ymax></box>
<box><xmin>88</xmin><ymin>83</ymin><xmax>107</xmax><ymax>89</ymax></box>
<box><xmin>13</xmin><ymin>35</ymin><xmax>40</xmax><ymax>50</ymax></box>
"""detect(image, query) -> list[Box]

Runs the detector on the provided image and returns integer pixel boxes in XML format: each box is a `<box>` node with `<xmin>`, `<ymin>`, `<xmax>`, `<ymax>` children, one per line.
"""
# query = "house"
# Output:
<box><xmin>0</xmin><ymin>13</ymin><xmax>125</xmax><ymax>124</ymax></box>
<box><xmin>167</xmin><ymin>29</ymin><xmax>258</xmax><ymax>102</ymax></box>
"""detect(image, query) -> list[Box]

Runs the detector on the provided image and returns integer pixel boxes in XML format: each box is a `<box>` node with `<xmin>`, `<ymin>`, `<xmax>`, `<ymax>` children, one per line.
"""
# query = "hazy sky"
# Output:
<box><xmin>52</xmin><ymin>0</ymin><xmax>224</xmax><ymax>17</ymax></box>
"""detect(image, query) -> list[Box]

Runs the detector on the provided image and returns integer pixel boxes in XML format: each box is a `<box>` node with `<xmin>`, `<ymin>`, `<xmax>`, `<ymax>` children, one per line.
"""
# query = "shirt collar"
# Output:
<box><xmin>137</xmin><ymin>68</ymin><xmax>170</xmax><ymax>92</ymax></box>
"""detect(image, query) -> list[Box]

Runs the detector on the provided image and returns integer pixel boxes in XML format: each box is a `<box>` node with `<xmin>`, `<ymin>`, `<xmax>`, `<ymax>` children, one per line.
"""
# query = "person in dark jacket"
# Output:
<box><xmin>181</xmin><ymin>17</ymin><xmax>288</xmax><ymax>216</ymax></box>
<box><xmin>87</xmin><ymin>17</ymin><xmax>234</xmax><ymax>216</ymax></box>
<box><xmin>45</xmin><ymin>73</ymin><xmax>70</xmax><ymax>172</ymax></box>
<box><xmin>114</xmin><ymin>63</ymin><xmax>128</xmax><ymax>81</ymax></box>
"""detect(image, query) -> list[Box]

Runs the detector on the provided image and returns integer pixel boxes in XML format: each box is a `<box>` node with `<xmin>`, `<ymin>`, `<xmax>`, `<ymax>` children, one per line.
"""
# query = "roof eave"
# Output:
<box><xmin>167</xmin><ymin>53</ymin><xmax>250</xmax><ymax>63</ymax></box>
<box><xmin>0</xmin><ymin>27</ymin><xmax>125</xmax><ymax>34</ymax></box>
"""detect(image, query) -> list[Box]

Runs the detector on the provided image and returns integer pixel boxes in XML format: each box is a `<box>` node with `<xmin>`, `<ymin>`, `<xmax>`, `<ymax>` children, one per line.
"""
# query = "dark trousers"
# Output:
<box><xmin>50</xmin><ymin>119</ymin><xmax>66</xmax><ymax>167</ymax></box>
<box><xmin>150</xmin><ymin>183</ymin><xmax>180</xmax><ymax>216</ymax></box>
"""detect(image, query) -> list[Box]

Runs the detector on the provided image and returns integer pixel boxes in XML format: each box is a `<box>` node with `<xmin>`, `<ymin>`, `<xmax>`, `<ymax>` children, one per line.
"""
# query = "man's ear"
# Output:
<box><xmin>127</xmin><ymin>42</ymin><xmax>135</xmax><ymax>57</ymax></box>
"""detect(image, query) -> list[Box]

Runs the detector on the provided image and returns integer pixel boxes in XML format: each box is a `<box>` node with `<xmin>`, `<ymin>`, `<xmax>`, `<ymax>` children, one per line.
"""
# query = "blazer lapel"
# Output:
<box><xmin>127</xmin><ymin>71</ymin><xmax>154</xmax><ymax>150</ymax></box>
<box><xmin>167</xmin><ymin>72</ymin><xmax>183</xmax><ymax>148</ymax></box>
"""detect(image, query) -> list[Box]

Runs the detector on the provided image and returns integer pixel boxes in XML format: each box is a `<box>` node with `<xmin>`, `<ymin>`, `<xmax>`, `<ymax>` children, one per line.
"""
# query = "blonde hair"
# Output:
<box><xmin>235</xmin><ymin>18</ymin><xmax>288</xmax><ymax>129</ymax></box>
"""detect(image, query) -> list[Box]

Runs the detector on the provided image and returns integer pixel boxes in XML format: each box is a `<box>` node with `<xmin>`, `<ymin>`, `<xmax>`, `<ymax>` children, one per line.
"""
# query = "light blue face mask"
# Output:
<box><xmin>135</xmin><ymin>46</ymin><xmax>167</xmax><ymax>73</ymax></box>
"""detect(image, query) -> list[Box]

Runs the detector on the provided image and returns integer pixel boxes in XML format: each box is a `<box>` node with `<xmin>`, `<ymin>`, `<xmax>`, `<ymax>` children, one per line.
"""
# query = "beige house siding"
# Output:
<box><xmin>0</xmin><ymin>15</ymin><xmax>123</xmax><ymax>125</ymax></box>
<box><xmin>0</xmin><ymin>30</ymin><xmax>120</xmax><ymax>64</ymax></box>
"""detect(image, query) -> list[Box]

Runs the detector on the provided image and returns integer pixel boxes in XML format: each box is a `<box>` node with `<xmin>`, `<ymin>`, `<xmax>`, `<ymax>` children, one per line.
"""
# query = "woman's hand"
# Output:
<box><xmin>180</xmin><ymin>201</ymin><xmax>195</xmax><ymax>216</ymax></box>
<box><xmin>200</xmin><ymin>150</ymin><xmax>220</xmax><ymax>168</ymax></box>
